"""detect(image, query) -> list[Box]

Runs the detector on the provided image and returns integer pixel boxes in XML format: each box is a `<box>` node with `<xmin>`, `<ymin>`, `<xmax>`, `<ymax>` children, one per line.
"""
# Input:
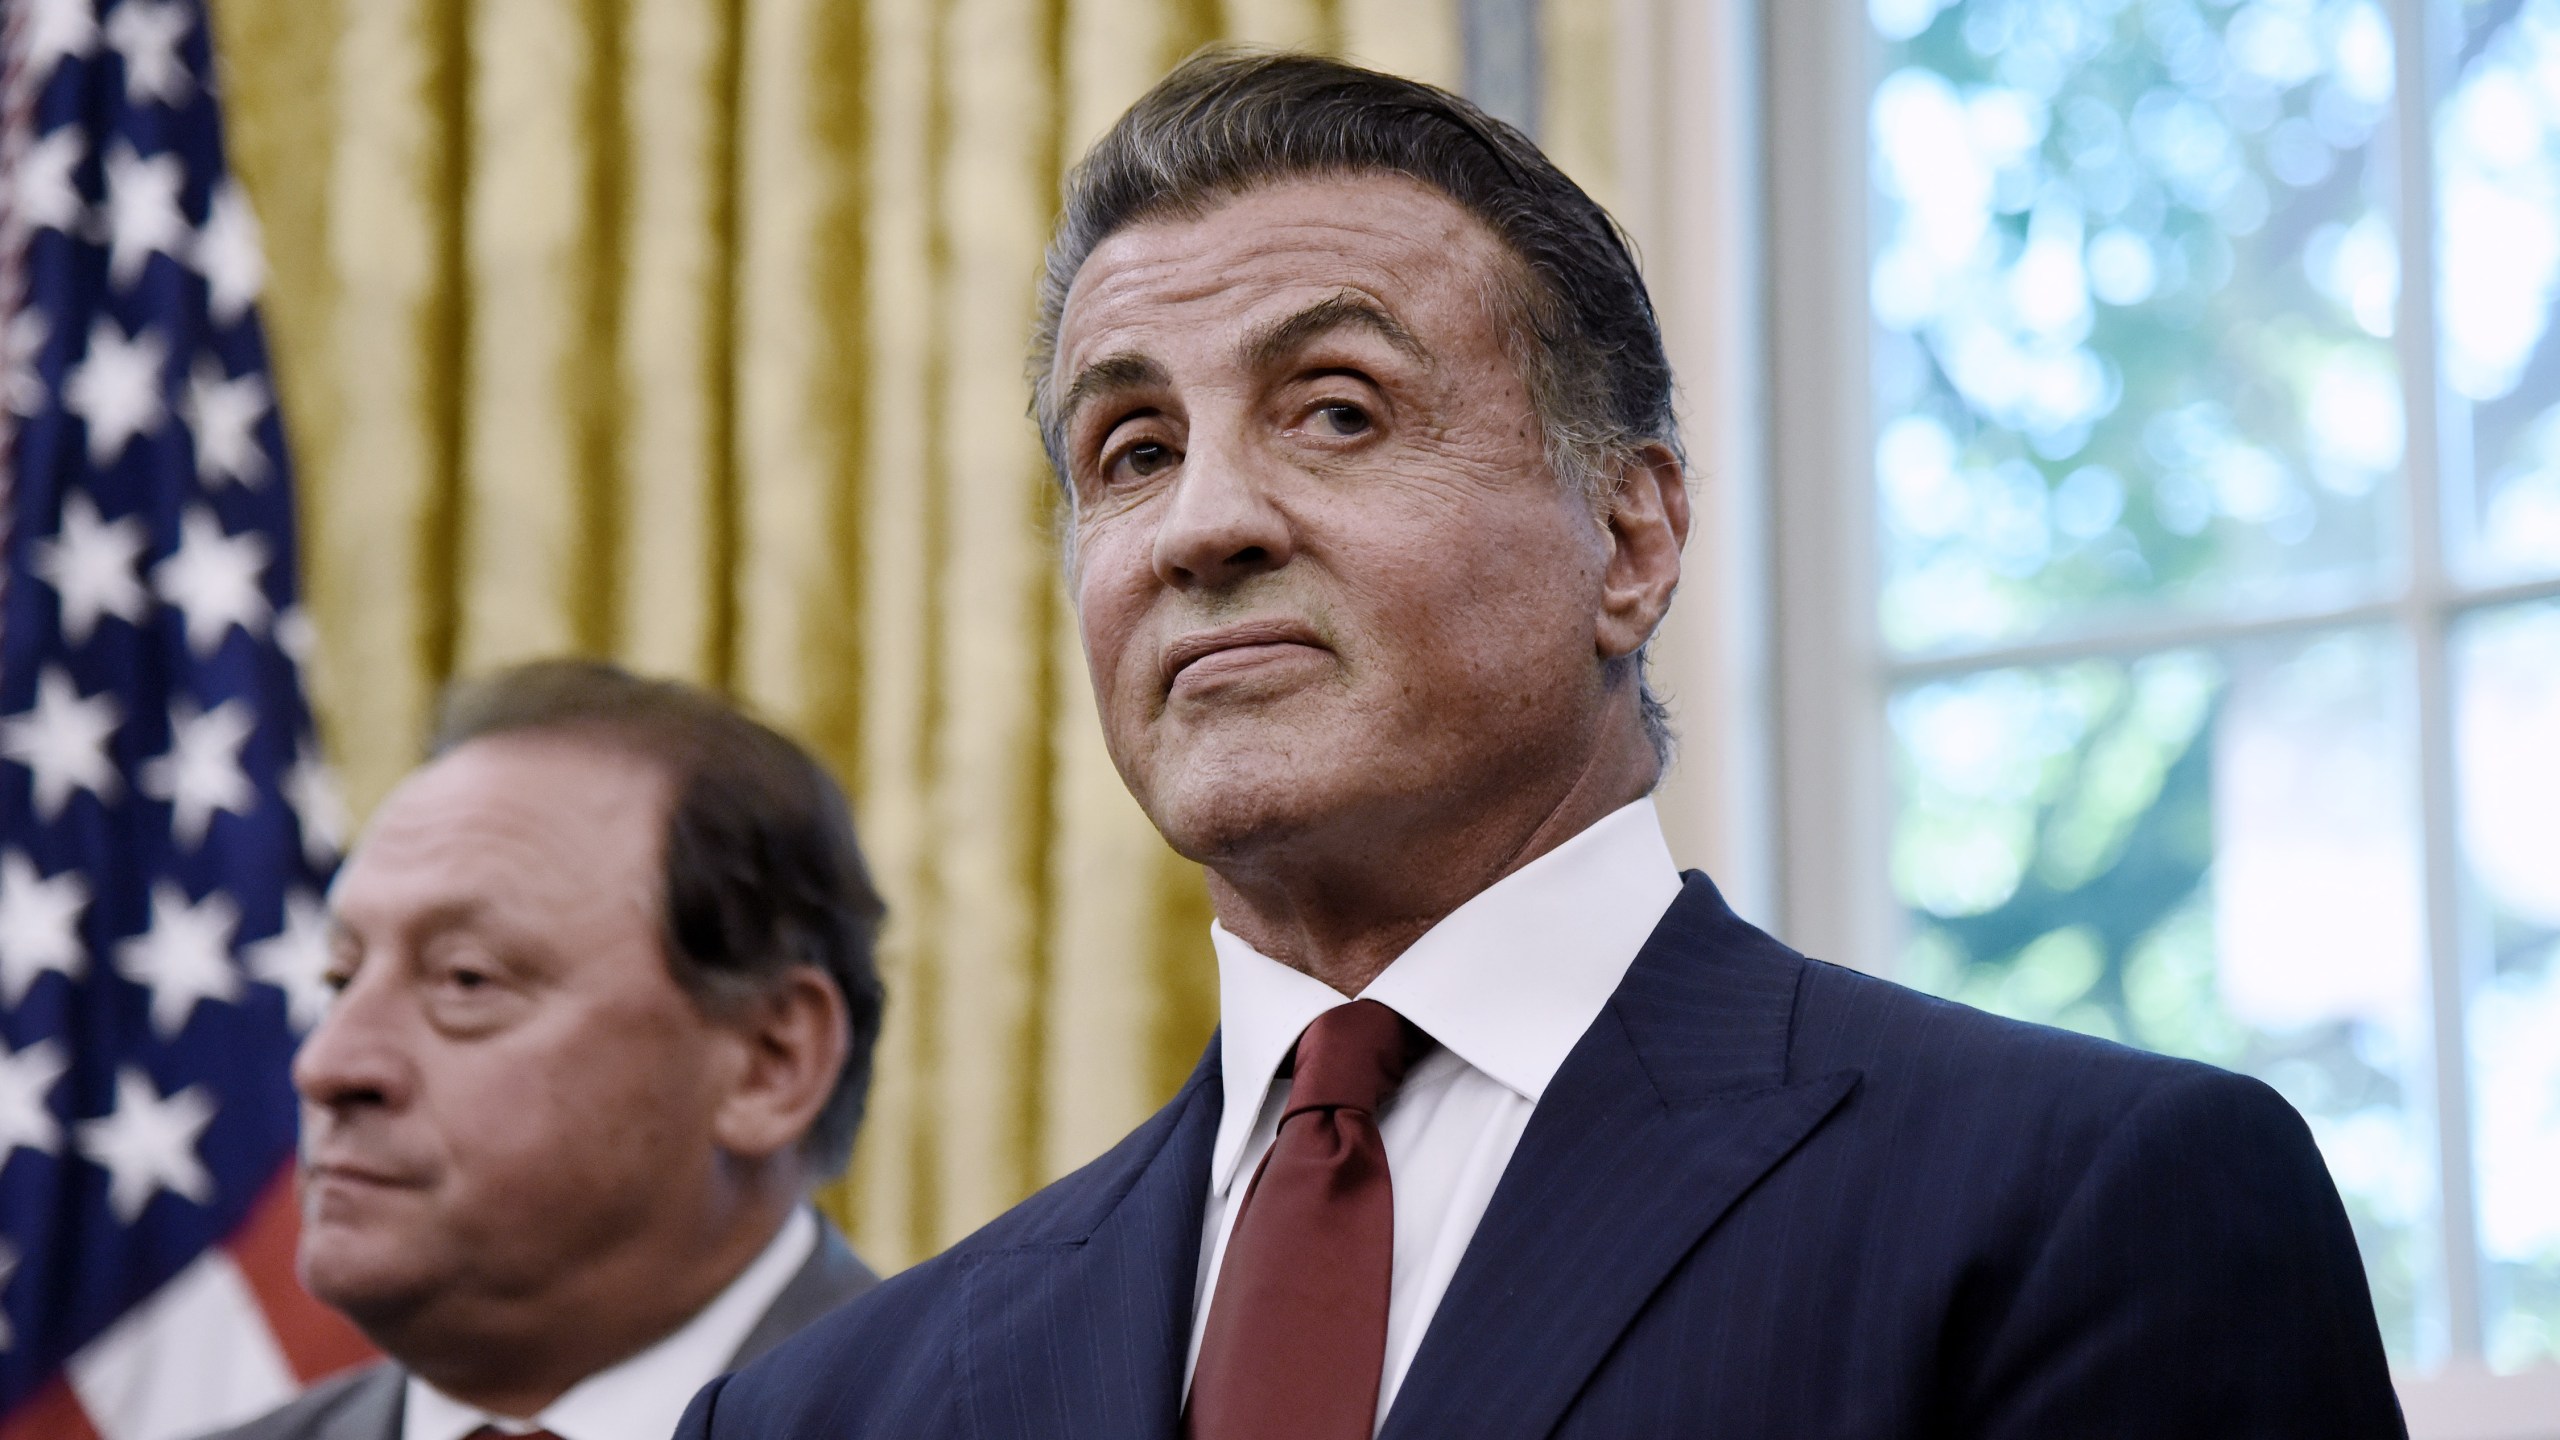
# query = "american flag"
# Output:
<box><xmin>0</xmin><ymin>1</ymin><xmax>372</xmax><ymax>1435</ymax></box>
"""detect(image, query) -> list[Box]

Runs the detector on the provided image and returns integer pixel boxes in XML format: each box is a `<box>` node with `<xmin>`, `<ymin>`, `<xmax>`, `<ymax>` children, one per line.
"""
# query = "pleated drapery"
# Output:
<box><xmin>205</xmin><ymin>0</ymin><xmax>1617</xmax><ymax>1270</ymax></box>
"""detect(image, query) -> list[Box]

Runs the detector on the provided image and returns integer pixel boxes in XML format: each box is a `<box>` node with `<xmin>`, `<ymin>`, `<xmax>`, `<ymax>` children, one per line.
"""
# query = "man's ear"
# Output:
<box><xmin>710</xmin><ymin>967</ymin><xmax>850</xmax><ymax>1167</ymax></box>
<box><xmin>1596</xmin><ymin>442</ymin><xmax>1690</xmax><ymax>660</ymax></box>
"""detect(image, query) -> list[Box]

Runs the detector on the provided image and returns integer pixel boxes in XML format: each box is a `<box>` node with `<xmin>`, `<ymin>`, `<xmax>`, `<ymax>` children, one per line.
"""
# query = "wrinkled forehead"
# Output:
<box><xmin>1052</xmin><ymin>173</ymin><xmax>1520</xmax><ymax>374</ymax></box>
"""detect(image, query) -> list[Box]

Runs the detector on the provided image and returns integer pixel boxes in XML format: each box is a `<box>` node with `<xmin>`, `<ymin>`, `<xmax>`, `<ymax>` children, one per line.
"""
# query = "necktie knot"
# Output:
<box><xmin>1283</xmin><ymin>999</ymin><xmax>1417</xmax><ymax>1119</ymax></box>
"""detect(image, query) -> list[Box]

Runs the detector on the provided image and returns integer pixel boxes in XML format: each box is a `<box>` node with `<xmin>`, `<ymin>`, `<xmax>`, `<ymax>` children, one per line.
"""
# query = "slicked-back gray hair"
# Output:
<box><xmin>1030</xmin><ymin>48</ymin><xmax>1682</xmax><ymax>764</ymax></box>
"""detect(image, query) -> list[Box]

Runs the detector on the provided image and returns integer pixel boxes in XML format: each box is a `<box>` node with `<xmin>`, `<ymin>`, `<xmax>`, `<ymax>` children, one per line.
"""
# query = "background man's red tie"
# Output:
<box><xmin>1187</xmin><ymin>999</ymin><xmax>1419</xmax><ymax>1440</ymax></box>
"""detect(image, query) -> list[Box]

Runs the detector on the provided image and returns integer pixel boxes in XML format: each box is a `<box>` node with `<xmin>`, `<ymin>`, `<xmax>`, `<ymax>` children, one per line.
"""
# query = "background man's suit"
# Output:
<box><xmin>677</xmin><ymin>877</ymin><xmax>2403</xmax><ymax>1438</ymax></box>
<box><xmin>206</xmin><ymin>1227</ymin><xmax>875</xmax><ymax>1440</ymax></box>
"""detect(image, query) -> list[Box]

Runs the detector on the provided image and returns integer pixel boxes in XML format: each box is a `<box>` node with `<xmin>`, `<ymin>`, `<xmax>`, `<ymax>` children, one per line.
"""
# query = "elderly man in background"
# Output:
<box><xmin>681</xmin><ymin>50</ymin><xmax>2402</xmax><ymax>1440</ymax></box>
<box><xmin>206</xmin><ymin>660</ymin><xmax>884</xmax><ymax>1440</ymax></box>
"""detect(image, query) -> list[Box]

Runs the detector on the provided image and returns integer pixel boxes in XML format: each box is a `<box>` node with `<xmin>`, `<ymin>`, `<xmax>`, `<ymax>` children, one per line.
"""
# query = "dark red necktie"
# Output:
<box><xmin>1187</xmin><ymin>999</ymin><xmax>1419</xmax><ymax>1440</ymax></box>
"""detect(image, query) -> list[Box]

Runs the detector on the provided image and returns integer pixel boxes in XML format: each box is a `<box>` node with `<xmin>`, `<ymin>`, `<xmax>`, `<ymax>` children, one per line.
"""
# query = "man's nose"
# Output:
<box><xmin>1151</xmin><ymin>435</ymin><xmax>1295</xmax><ymax>589</ymax></box>
<box><xmin>290</xmin><ymin>970</ymin><xmax>411</xmax><ymax>1115</ymax></box>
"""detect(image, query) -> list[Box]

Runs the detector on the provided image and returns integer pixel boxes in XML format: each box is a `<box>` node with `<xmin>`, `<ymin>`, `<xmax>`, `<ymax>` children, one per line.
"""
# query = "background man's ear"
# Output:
<box><xmin>711</xmin><ymin>967</ymin><xmax>849</xmax><ymax>1166</ymax></box>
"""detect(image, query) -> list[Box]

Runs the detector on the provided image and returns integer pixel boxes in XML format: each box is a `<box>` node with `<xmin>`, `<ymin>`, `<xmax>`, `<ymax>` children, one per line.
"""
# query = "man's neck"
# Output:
<box><xmin>1206</xmin><ymin>734</ymin><xmax>1658</xmax><ymax>995</ymax></box>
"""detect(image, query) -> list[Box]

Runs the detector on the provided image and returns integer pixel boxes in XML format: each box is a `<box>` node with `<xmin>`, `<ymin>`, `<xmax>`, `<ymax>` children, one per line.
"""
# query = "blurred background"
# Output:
<box><xmin>1835</xmin><ymin>0</ymin><xmax>2560</xmax><ymax>1406</ymax></box>
<box><xmin>15</xmin><ymin>0</ymin><xmax>2557</xmax><ymax>1431</ymax></box>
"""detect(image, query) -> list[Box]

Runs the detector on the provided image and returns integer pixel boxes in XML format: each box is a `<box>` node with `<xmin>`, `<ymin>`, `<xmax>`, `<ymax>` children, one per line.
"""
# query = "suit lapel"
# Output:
<box><xmin>958</xmin><ymin>1044</ymin><xmax>1224</xmax><ymax>1440</ymax></box>
<box><xmin>728</xmin><ymin>1218</ymin><xmax>880</xmax><ymax>1369</ymax></box>
<box><xmin>343</xmin><ymin>1364</ymin><xmax>404</xmax><ymax>1440</ymax></box>
<box><xmin>1379</xmin><ymin>876</ymin><xmax>1860</xmax><ymax>1440</ymax></box>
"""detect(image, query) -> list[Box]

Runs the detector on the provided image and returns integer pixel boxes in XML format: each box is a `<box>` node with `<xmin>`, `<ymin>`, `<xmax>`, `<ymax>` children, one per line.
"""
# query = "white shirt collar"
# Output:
<box><xmin>402</xmin><ymin>1206</ymin><xmax>819</xmax><ymax>1440</ymax></box>
<box><xmin>1207</xmin><ymin>797</ymin><xmax>1683</xmax><ymax>1196</ymax></box>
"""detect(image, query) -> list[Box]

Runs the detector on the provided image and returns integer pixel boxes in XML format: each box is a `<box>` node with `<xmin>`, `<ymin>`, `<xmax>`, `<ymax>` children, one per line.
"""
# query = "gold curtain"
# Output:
<box><xmin>205</xmin><ymin>0</ymin><xmax>1615</xmax><ymax>1271</ymax></box>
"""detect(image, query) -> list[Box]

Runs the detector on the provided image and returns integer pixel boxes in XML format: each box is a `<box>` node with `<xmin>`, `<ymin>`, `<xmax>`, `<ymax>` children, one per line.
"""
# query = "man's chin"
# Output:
<box><xmin>1138</xmin><ymin>759</ymin><xmax>1374</xmax><ymax>866</ymax></box>
<box><xmin>298</xmin><ymin>1238</ymin><xmax>440</xmax><ymax>1335</ymax></box>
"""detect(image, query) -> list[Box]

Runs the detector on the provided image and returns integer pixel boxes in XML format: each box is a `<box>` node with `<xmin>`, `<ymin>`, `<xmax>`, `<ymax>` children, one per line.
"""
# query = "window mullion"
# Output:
<box><xmin>2385</xmin><ymin>0</ymin><xmax>2485</xmax><ymax>1367</ymax></box>
<box><xmin>1768</xmin><ymin>0</ymin><xmax>1890</xmax><ymax>972</ymax></box>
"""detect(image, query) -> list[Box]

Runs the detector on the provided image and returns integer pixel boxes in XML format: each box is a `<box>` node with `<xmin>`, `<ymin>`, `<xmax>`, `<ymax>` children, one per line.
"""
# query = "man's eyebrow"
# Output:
<box><xmin>326</xmin><ymin>895</ymin><xmax>496</xmax><ymax>951</ymax></box>
<box><xmin>1240</xmin><ymin>292</ymin><xmax>1431</xmax><ymax>374</ymax></box>
<box><xmin>1058</xmin><ymin>353</ymin><xmax>1170</xmax><ymax>437</ymax></box>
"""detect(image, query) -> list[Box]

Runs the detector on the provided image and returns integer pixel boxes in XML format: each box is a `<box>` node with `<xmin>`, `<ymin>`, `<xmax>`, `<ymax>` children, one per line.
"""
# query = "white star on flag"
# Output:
<box><xmin>0</xmin><ymin>851</ymin><xmax>91</xmax><ymax>1006</ymax></box>
<box><xmin>9</xmin><ymin>127</ymin><xmax>89</xmax><ymax>241</ymax></box>
<box><xmin>102</xmin><ymin>142</ymin><xmax>188</xmax><ymax>290</ymax></box>
<box><xmin>245</xmin><ymin>893</ymin><xmax>330</xmax><ymax>1033</ymax></box>
<box><xmin>33</xmin><ymin>492</ymin><xmax>151</xmax><ymax>643</ymax></box>
<box><xmin>281</xmin><ymin>747</ymin><xmax>348</xmax><ymax>868</ymax></box>
<box><xmin>105</xmin><ymin>0</ymin><xmax>196</xmax><ymax>107</ymax></box>
<box><xmin>21</xmin><ymin>0</ymin><xmax>101</xmax><ymax>87</ymax></box>
<box><xmin>154</xmin><ymin>507</ymin><xmax>271</xmax><ymax>656</ymax></box>
<box><xmin>4</xmin><ymin>310</ymin><xmax>50</xmax><ymax>418</ymax></box>
<box><xmin>62</xmin><ymin>317</ymin><xmax>169</xmax><ymax>464</ymax></box>
<box><xmin>193</xmin><ymin>180</ymin><xmax>267</xmax><ymax>326</ymax></box>
<box><xmin>139</xmin><ymin>698</ymin><xmax>257</xmax><ymax>849</ymax></box>
<box><xmin>0</xmin><ymin>1037</ymin><xmax>69</xmax><ymax>1163</ymax></box>
<box><xmin>0</xmin><ymin>667</ymin><xmax>123</xmax><ymax>821</ymax></box>
<box><xmin>74</xmin><ymin>1068</ymin><xmax>217</xmax><ymax>1223</ymax></box>
<box><xmin>274</xmin><ymin>605</ymin><xmax>318</xmax><ymax>666</ymax></box>
<box><xmin>115</xmin><ymin>883</ymin><xmax>243</xmax><ymax>1039</ymax></box>
<box><xmin>184</xmin><ymin>361</ymin><xmax>269</xmax><ymax>486</ymax></box>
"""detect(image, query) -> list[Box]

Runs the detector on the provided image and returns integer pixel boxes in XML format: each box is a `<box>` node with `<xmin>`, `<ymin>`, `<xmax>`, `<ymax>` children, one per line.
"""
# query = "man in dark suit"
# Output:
<box><xmin>205</xmin><ymin>660</ymin><xmax>886</xmax><ymax>1440</ymax></box>
<box><xmin>680</xmin><ymin>51</ymin><xmax>2405</xmax><ymax>1439</ymax></box>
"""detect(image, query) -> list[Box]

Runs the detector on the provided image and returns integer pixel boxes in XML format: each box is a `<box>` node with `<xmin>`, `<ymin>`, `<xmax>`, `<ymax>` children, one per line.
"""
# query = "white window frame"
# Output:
<box><xmin>1623</xmin><ymin>0</ymin><xmax>2560</xmax><ymax>1432</ymax></box>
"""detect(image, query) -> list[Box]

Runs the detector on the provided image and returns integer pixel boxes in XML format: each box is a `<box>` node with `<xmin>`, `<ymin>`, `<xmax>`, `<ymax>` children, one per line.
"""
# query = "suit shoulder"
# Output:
<box><xmin>948</xmin><ymin>1066</ymin><xmax>1216</xmax><ymax>1256</ymax></box>
<box><xmin>705</xmin><ymin>1069</ymin><xmax>1218</xmax><ymax>1426</ymax></box>
<box><xmin>1796</xmin><ymin>954</ymin><xmax>2218</xmax><ymax>1086</ymax></box>
<box><xmin>191</xmin><ymin>1364</ymin><xmax>401</xmax><ymax>1440</ymax></box>
<box><xmin>715</xmin><ymin>1130</ymin><xmax>1159</xmax><ymax>1376</ymax></box>
<box><xmin>1776</xmin><ymin>961</ymin><xmax>2355</xmax><ymax>1302</ymax></box>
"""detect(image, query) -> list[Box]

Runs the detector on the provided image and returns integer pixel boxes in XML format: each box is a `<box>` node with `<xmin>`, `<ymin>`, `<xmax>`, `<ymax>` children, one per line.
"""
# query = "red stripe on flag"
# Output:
<box><xmin>223</xmin><ymin>1164</ymin><xmax>377</xmax><ymax>1384</ymax></box>
<box><xmin>0</xmin><ymin>1378</ymin><xmax>99</xmax><ymax>1440</ymax></box>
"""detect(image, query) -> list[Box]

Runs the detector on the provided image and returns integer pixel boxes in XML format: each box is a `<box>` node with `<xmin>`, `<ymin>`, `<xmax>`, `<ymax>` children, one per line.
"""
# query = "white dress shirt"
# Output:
<box><xmin>1183</xmin><ymin>798</ymin><xmax>1684</xmax><ymax>1432</ymax></box>
<box><xmin>403</xmin><ymin>1206</ymin><xmax>817</xmax><ymax>1440</ymax></box>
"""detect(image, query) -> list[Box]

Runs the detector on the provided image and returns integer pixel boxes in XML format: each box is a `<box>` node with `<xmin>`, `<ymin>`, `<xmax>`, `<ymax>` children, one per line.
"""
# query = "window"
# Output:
<box><xmin>1628</xmin><ymin>0</ymin><xmax>2560</xmax><ymax>1429</ymax></box>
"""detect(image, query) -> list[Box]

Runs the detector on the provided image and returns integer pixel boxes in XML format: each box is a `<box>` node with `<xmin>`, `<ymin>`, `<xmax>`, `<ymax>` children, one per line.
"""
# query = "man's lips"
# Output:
<box><xmin>1161</xmin><ymin>620</ymin><xmax>1329</xmax><ymax>687</ymax></box>
<box><xmin>300</xmin><ymin>1157</ymin><xmax>429</xmax><ymax>1192</ymax></box>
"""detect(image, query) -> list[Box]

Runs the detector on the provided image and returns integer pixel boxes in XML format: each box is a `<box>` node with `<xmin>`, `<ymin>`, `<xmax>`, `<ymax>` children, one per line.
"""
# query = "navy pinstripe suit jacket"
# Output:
<box><xmin>677</xmin><ymin>874</ymin><xmax>2406</xmax><ymax>1438</ymax></box>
